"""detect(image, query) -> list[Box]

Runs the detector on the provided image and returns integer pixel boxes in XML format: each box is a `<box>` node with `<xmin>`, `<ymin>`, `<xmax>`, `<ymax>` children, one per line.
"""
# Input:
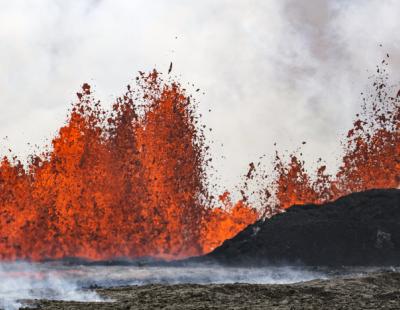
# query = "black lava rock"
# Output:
<box><xmin>205</xmin><ymin>189</ymin><xmax>400</xmax><ymax>266</ymax></box>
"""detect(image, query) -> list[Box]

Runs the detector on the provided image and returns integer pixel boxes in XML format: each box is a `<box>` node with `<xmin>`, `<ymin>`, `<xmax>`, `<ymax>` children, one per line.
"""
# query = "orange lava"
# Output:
<box><xmin>0</xmin><ymin>59</ymin><xmax>399</xmax><ymax>261</ymax></box>
<box><xmin>0</xmin><ymin>71</ymin><xmax>257</xmax><ymax>261</ymax></box>
<box><xmin>271</xmin><ymin>60</ymin><xmax>399</xmax><ymax>209</ymax></box>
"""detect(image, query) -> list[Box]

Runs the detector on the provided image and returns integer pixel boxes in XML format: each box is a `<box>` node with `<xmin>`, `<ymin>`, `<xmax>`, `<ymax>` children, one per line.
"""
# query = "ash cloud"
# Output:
<box><xmin>0</xmin><ymin>0</ymin><xmax>400</xmax><ymax>189</ymax></box>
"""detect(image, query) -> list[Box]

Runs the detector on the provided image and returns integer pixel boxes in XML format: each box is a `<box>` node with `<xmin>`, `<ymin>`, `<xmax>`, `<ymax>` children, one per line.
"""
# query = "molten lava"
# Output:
<box><xmin>270</xmin><ymin>59</ymin><xmax>399</xmax><ymax>210</ymax></box>
<box><xmin>0</xmin><ymin>71</ymin><xmax>257</xmax><ymax>261</ymax></box>
<box><xmin>0</xmin><ymin>60</ymin><xmax>399</xmax><ymax>261</ymax></box>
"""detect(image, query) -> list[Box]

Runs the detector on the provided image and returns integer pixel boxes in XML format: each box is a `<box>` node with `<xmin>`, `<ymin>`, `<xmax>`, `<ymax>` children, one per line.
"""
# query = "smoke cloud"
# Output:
<box><xmin>1</xmin><ymin>0</ymin><xmax>400</xmax><ymax>189</ymax></box>
<box><xmin>0</xmin><ymin>262</ymin><xmax>326</xmax><ymax>309</ymax></box>
<box><xmin>0</xmin><ymin>262</ymin><xmax>101</xmax><ymax>310</ymax></box>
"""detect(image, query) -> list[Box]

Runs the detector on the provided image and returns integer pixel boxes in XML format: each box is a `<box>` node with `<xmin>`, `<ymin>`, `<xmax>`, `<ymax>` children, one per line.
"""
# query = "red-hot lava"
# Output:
<box><xmin>0</xmin><ymin>71</ymin><xmax>257</xmax><ymax>260</ymax></box>
<box><xmin>270</xmin><ymin>59</ymin><xmax>399</xmax><ymax>210</ymax></box>
<box><xmin>0</xmin><ymin>59</ymin><xmax>399</xmax><ymax>261</ymax></box>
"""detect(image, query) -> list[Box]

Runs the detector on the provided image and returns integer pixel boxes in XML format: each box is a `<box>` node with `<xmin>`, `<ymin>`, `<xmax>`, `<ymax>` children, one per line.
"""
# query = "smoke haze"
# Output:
<box><xmin>0</xmin><ymin>262</ymin><xmax>326</xmax><ymax>309</ymax></box>
<box><xmin>1</xmin><ymin>0</ymin><xmax>400</xmax><ymax>188</ymax></box>
<box><xmin>0</xmin><ymin>262</ymin><xmax>101</xmax><ymax>310</ymax></box>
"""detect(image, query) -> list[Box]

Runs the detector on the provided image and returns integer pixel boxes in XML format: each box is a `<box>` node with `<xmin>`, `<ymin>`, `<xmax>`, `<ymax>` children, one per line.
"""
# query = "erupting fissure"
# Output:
<box><xmin>0</xmin><ymin>60</ymin><xmax>399</xmax><ymax>261</ymax></box>
<box><xmin>0</xmin><ymin>71</ymin><xmax>257</xmax><ymax>260</ymax></box>
<box><xmin>269</xmin><ymin>59</ymin><xmax>399</xmax><ymax>210</ymax></box>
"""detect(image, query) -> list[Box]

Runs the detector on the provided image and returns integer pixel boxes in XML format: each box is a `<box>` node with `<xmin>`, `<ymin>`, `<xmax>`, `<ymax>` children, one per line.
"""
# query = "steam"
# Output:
<box><xmin>1</xmin><ymin>0</ymin><xmax>400</xmax><ymax>190</ymax></box>
<box><xmin>0</xmin><ymin>262</ymin><xmax>101</xmax><ymax>310</ymax></box>
<box><xmin>66</xmin><ymin>265</ymin><xmax>326</xmax><ymax>287</ymax></box>
<box><xmin>2</xmin><ymin>261</ymin><xmax>396</xmax><ymax>309</ymax></box>
<box><xmin>0</xmin><ymin>262</ymin><xmax>328</xmax><ymax>309</ymax></box>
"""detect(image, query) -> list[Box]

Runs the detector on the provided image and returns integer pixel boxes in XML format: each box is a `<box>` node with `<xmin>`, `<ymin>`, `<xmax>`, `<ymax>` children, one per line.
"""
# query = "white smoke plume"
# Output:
<box><xmin>0</xmin><ymin>262</ymin><xmax>328</xmax><ymax>309</ymax></box>
<box><xmin>0</xmin><ymin>262</ymin><xmax>101</xmax><ymax>310</ymax></box>
<box><xmin>1</xmin><ymin>261</ymin><xmax>394</xmax><ymax>309</ymax></box>
<box><xmin>1</xmin><ymin>0</ymin><xmax>400</xmax><ymax>191</ymax></box>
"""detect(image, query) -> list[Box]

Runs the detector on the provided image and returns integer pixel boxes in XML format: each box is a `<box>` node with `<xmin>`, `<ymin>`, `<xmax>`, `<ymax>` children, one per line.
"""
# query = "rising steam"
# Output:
<box><xmin>0</xmin><ymin>262</ymin><xmax>101</xmax><ymax>310</ymax></box>
<box><xmin>0</xmin><ymin>262</ymin><xmax>329</xmax><ymax>310</ymax></box>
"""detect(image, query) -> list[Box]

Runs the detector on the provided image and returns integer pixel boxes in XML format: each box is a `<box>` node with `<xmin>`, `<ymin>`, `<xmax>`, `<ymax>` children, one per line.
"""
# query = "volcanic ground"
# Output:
<box><xmin>23</xmin><ymin>271</ymin><xmax>400</xmax><ymax>310</ymax></box>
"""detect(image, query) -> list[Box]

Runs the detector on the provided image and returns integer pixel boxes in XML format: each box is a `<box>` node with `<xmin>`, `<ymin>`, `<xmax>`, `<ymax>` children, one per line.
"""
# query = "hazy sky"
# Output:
<box><xmin>1</xmin><ymin>0</ymin><xmax>400</xmax><ymax>189</ymax></box>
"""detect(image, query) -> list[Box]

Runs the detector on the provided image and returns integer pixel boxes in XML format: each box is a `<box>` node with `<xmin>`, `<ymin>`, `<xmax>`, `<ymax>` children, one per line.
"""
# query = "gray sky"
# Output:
<box><xmin>1</xmin><ymin>0</ymin><xmax>400</xmax><ymax>190</ymax></box>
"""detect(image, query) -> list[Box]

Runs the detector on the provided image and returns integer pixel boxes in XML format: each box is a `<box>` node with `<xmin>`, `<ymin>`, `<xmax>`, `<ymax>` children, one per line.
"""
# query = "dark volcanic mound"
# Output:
<box><xmin>205</xmin><ymin>189</ymin><xmax>400</xmax><ymax>266</ymax></box>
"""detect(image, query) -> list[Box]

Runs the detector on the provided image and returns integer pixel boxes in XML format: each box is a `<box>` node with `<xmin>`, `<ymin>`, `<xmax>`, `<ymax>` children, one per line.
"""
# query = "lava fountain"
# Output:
<box><xmin>0</xmin><ymin>71</ymin><xmax>257</xmax><ymax>261</ymax></box>
<box><xmin>0</xmin><ymin>59</ymin><xmax>399</xmax><ymax>261</ymax></box>
<box><xmin>267</xmin><ymin>58</ymin><xmax>399</xmax><ymax>210</ymax></box>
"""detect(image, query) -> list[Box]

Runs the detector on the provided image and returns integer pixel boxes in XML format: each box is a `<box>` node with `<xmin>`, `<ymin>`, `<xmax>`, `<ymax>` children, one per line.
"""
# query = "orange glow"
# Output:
<box><xmin>0</xmin><ymin>72</ymin><xmax>257</xmax><ymax>260</ymax></box>
<box><xmin>271</xmin><ymin>65</ymin><xmax>399</xmax><ymax>209</ymax></box>
<box><xmin>200</xmin><ymin>192</ymin><xmax>258</xmax><ymax>253</ymax></box>
<box><xmin>0</xmin><ymin>63</ymin><xmax>398</xmax><ymax>261</ymax></box>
